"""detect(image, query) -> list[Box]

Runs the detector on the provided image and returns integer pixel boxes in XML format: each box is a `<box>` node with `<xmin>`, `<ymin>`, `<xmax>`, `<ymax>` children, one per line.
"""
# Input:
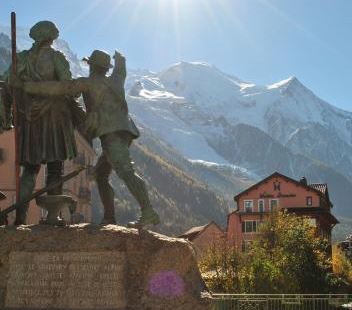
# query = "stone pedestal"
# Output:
<box><xmin>0</xmin><ymin>225</ymin><xmax>211</xmax><ymax>310</ymax></box>
<box><xmin>36</xmin><ymin>195</ymin><xmax>76</xmax><ymax>226</ymax></box>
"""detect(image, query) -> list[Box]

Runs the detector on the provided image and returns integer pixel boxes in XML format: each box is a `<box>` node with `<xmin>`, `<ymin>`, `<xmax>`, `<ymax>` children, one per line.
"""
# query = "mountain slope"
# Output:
<box><xmin>92</xmin><ymin>140</ymin><xmax>231</xmax><ymax>235</ymax></box>
<box><xmin>206</xmin><ymin>122</ymin><xmax>352</xmax><ymax>217</ymax></box>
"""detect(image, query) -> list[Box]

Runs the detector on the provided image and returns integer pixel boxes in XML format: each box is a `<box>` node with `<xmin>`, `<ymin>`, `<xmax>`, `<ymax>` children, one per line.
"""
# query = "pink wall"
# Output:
<box><xmin>227</xmin><ymin>174</ymin><xmax>327</xmax><ymax>248</ymax></box>
<box><xmin>0</xmin><ymin>130</ymin><xmax>95</xmax><ymax>225</ymax></box>
<box><xmin>192</xmin><ymin>223</ymin><xmax>225</xmax><ymax>258</ymax></box>
<box><xmin>0</xmin><ymin>130</ymin><xmax>45</xmax><ymax>224</ymax></box>
<box><xmin>237</xmin><ymin>176</ymin><xmax>321</xmax><ymax>212</ymax></box>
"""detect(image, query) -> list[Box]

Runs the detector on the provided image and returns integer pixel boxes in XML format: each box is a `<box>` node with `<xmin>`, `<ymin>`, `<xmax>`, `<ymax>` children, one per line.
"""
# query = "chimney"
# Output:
<box><xmin>300</xmin><ymin>177</ymin><xmax>307</xmax><ymax>186</ymax></box>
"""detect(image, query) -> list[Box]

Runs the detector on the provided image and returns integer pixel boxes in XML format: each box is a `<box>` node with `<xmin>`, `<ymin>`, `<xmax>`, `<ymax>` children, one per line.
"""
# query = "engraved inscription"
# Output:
<box><xmin>5</xmin><ymin>252</ymin><xmax>126</xmax><ymax>309</ymax></box>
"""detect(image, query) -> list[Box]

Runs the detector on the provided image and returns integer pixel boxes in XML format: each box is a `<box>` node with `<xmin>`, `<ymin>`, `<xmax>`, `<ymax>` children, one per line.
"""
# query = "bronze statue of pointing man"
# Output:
<box><xmin>14</xmin><ymin>50</ymin><xmax>160</xmax><ymax>228</ymax></box>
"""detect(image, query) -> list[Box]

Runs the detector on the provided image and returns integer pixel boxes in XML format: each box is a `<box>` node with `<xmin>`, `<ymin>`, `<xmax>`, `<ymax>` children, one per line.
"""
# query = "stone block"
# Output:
<box><xmin>0</xmin><ymin>224</ymin><xmax>211</xmax><ymax>310</ymax></box>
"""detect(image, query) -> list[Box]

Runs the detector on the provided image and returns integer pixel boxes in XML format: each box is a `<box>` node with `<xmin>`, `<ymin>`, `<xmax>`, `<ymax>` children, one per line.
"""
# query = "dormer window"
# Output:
<box><xmin>244</xmin><ymin>200</ymin><xmax>253</xmax><ymax>213</ymax></box>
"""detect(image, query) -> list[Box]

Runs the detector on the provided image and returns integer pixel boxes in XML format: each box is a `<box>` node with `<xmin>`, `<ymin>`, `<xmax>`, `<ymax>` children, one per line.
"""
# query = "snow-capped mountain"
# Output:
<box><xmin>125</xmin><ymin>62</ymin><xmax>352</xmax><ymax>216</ymax></box>
<box><xmin>140</xmin><ymin>62</ymin><xmax>352</xmax><ymax>146</ymax></box>
<box><xmin>126</xmin><ymin>62</ymin><xmax>352</xmax><ymax>178</ymax></box>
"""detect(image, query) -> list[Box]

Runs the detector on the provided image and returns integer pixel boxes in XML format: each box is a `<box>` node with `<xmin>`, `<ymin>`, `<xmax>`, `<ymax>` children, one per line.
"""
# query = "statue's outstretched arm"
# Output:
<box><xmin>110</xmin><ymin>51</ymin><xmax>127</xmax><ymax>87</ymax></box>
<box><xmin>23</xmin><ymin>78</ymin><xmax>89</xmax><ymax>97</ymax></box>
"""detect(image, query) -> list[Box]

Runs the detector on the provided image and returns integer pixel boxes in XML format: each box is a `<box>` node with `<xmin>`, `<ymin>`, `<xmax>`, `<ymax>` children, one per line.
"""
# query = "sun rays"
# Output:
<box><xmin>62</xmin><ymin>0</ymin><xmax>257</xmax><ymax>61</ymax></box>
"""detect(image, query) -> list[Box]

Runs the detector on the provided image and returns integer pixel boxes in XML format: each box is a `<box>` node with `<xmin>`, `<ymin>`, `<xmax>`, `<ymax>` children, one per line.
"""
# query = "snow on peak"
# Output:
<box><xmin>160</xmin><ymin>61</ymin><xmax>242</xmax><ymax>84</ymax></box>
<box><xmin>267</xmin><ymin>76</ymin><xmax>300</xmax><ymax>89</ymax></box>
<box><xmin>156</xmin><ymin>61</ymin><xmax>247</xmax><ymax>110</ymax></box>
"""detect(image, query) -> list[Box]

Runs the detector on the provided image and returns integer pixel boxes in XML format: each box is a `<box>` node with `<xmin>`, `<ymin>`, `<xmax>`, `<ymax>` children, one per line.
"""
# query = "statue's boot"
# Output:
<box><xmin>100</xmin><ymin>217</ymin><xmax>116</xmax><ymax>225</ymax></box>
<box><xmin>15</xmin><ymin>164</ymin><xmax>39</xmax><ymax>225</ymax></box>
<box><xmin>127</xmin><ymin>207</ymin><xmax>160</xmax><ymax>229</ymax></box>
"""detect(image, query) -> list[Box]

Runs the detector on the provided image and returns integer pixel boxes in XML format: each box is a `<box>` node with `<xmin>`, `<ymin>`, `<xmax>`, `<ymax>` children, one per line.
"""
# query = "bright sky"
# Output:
<box><xmin>1</xmin><ymin>0</ymin><xmax>351</xmax><ymax>111</ymax></box>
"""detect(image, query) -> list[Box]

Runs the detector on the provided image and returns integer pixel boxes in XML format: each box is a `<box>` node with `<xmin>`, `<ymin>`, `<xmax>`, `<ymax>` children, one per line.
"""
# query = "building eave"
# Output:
<box><xmin>178</xmin><ymin>221</ymin><xmax>224</xmax><ymax>241</ymax></box>
<box><xmin>233</xmin><ymin>171</ymin><xmax>327</xmax><ymax>203</ymax></box>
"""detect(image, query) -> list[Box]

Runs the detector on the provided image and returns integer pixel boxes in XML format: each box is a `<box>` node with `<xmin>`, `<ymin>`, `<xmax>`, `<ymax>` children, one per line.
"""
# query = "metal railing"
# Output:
<box><xmin>211</xmin><ymin>294</ymin><xmax>352</xmax><ymax>310</ymax></box>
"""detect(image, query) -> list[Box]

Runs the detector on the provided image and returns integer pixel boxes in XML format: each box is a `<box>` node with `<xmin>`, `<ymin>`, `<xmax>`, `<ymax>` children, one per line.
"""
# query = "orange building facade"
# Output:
<box><xmin>179</xmin><ymin>221</ymin><xmax>225</xmax><ymax>259</ymax></box>
<box><xmin>227</xmin><ymin>172</ymin><xmax>339</xmax><ymax>252</ymax></box>
<box><xmin>0</xmin><ymin>129</ymin><xmax>95</xmax><ymax>225</ymax></box>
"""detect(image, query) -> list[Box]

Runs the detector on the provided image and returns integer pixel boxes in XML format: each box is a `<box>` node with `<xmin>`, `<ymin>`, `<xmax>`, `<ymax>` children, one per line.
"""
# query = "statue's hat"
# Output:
<box><xmin>83</xmin><ymin>50</ymin><xmax>113</xmax><ymax>69</ymax></box>
<box><xmin>29</xmin><ymin>21</ymin><xmax>59</xmax><ymax>42</ymax></box>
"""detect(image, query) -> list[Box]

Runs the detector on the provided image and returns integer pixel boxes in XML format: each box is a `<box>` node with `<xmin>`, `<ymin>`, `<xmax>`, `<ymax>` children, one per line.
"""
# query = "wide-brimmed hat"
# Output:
<box><xmin>29</xmin><ymin>21</ymin><xmax>59</xmax><ymax>42</ymax></box>
<box><xmin>83</xmin><ymin>50</ymin><xmax>113</xmax><ymax>69</ymax></box>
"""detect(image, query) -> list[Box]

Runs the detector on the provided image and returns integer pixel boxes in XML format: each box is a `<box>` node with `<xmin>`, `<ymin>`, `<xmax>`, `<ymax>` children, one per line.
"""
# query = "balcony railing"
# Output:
<box><xmin>210</xmin><ymin>294</ymin><xmax>352</xmax><ymax>310</ymax></box>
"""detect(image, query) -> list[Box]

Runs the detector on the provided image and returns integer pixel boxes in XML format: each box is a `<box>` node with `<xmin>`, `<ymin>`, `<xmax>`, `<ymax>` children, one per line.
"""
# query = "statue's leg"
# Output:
<box><xmin>101</xmin><ymin>132</ymin><xmax>159</xmax><ymax>227</ymax></box>
<box><xmin>46</xmin><ymin>161</ymin><xmax>63</xmax><ymax>195</ymax></box>
<box><xmin>94</xmin><ymin>154</ymin><xmax>115</xmax><ymax>224</ymax></box>
<box><xmin>15</xmin><ymin>163</ymin><xmax>40</xmax><ymax>225</ymax></box>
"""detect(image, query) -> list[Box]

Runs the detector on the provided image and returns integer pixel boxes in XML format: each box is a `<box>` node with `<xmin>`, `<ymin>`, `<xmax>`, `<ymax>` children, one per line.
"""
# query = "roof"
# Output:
<box><xmin>178</xmin><ymin>221</ymin><xmax>223</xmax><ymax>241</ymax></box>
<box><xmin>309</xmin><ymin>183</ymin><xmax>327</xmax><ymax>195</ymax></box>
<box><xmin>234</xmin><ymin>171</ymin><xmax>329</xmax><ymax>203</ymax></box>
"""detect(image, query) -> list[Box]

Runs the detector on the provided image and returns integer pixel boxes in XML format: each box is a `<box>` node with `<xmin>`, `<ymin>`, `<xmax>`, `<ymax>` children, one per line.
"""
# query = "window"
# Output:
<box><xmin>306</xmin><ymin>196</ymin><xmax>313</xmax><ymax>206</ymax></box>
<box><xmin>242</xmin><ymin>220</ymin><xmax>257</xmax><ymax>233</ymax></box>
<box><xmin>270</xmin><ymin>199</ymin><xmax>279</xmax><ymax>211</ymax></box>
<box><xmin>273</xmin><ymin>181</ymin><xmax>281</xmax><ymax>191</ymax></box>
<box><xmin>244</xmin><ymin>200</ymin><xmax>253</xmax><ymax>213</ymax></box>
<box><xmin>258</xmin><ymin>199</ymin><xmax>265</xmax><ymax>213</ymax></box>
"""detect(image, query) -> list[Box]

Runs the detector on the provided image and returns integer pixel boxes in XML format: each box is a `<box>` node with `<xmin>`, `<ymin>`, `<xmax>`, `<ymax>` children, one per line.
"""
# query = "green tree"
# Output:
<box><xmin>248</xmin><ymin>211</ymin><xmax>332</xmax><ymax>293</ymax></box>
<box><xmin>199</xmin><ymin>239</ymin><xmax>243</xmax><ymax>293</ymax></box>
<box><xmin>332</xmin><ymin>245</ymin><xmax>352</xmax><ymax>292</ymax></box>
<box><xmin>200</xmin><ymin>211</ymin><xmax>338</xmax><ymax>293</ymax></box>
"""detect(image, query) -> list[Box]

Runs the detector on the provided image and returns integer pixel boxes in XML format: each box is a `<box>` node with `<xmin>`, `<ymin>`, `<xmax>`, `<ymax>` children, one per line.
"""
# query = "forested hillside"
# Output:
<box><xmin>92</xmin><ymin>140</ymin><xmax>234</xmax><ymax>236</ymax></box>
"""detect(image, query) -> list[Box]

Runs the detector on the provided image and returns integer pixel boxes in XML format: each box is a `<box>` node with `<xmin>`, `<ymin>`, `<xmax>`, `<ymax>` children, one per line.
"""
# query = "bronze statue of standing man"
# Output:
<box><xmin>3</xmin><ymin>21</ymin><xmax>78</xmax><ymax>225</ymax></box>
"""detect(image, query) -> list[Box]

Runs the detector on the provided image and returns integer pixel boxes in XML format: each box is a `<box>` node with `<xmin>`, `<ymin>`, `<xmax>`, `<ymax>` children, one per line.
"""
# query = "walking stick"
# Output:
<box><xmin>0</xmin><ymin>166</ymin><xmax>87</xmax><ymax>224</ymax></box>
<box><xmin>11</xmin><ymin>12</ymin><xmax>20</xmax><ymax>203</ymax></box>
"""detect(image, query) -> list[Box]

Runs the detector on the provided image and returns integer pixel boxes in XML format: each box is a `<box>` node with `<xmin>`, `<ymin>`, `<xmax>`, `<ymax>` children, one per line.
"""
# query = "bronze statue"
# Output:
<box><xmin>18</xmin><ymin>50</ymin><xmax>160</xmax><ymax>228</ymax></box>
<box><xmin>2</xmin><ymin>21</ymin><xmax>79</xmax><ymax>225</ymax></box>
